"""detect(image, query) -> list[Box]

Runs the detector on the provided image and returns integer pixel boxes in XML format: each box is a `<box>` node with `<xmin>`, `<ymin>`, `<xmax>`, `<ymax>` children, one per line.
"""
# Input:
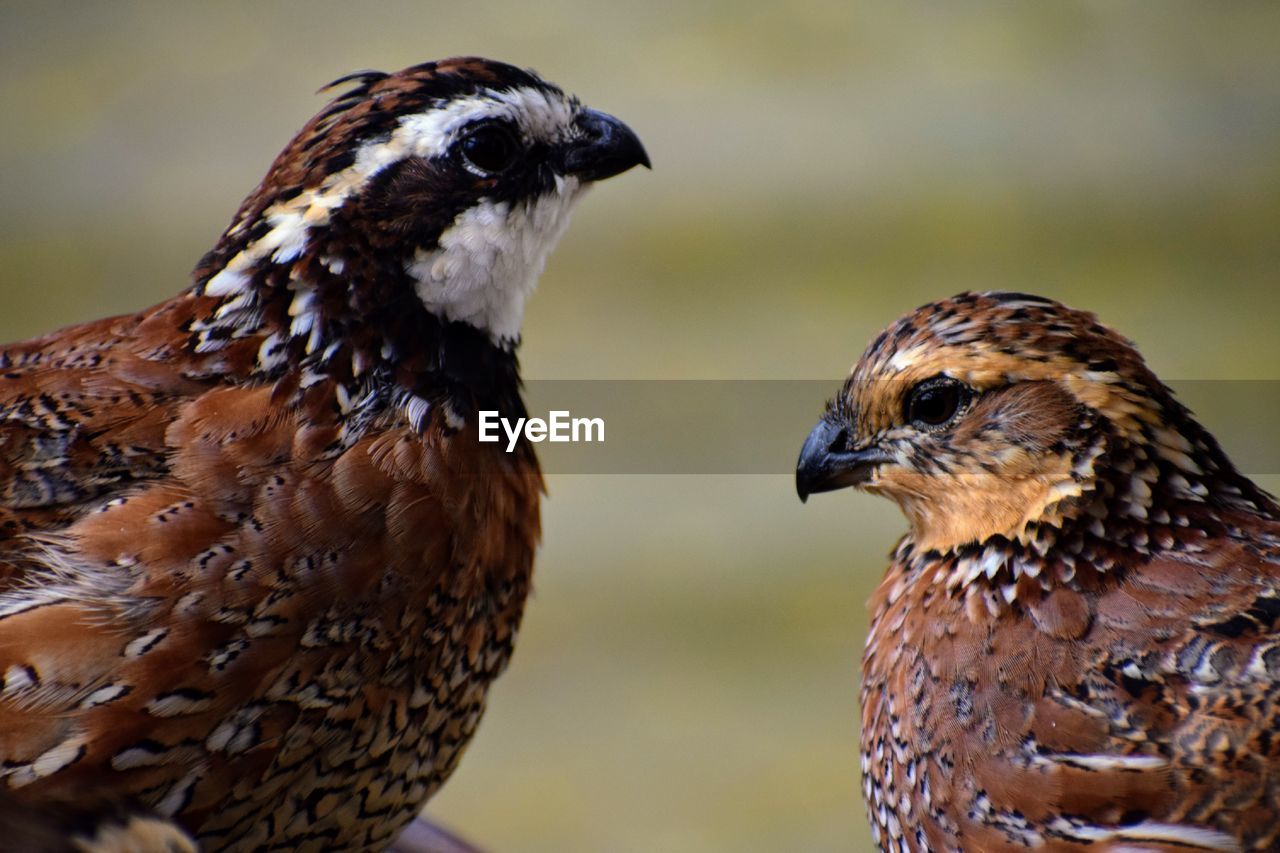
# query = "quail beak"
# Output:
<box><xmin>559</xmin><ymin>109</ymin><xmax>651</xmax><ymax>181</ymax></box>
<box><xmin>795</xmin><ymin>419</ymin><xmax>893</xmax><ymax>503</ymax></box>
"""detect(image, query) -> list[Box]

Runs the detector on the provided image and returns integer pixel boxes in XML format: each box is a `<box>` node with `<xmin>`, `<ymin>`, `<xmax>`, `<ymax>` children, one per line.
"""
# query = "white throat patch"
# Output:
<box><xmin>407</xmin><ymin>175</ymin><xmax>585</xmax><ymax>344</ymax></box>
<box><xmin>200</xmin><ymin>85</ymin><xmax>586</xmax><ymax>349</ymax></box>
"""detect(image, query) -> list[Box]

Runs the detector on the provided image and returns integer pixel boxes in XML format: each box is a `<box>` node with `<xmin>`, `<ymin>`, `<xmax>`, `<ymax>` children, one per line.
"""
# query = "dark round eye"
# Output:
<box><xmin>458</xmin><ymin>124</ymin><xmax>521</xmax><ymax>174</ymax></box>
<box><xmin>905</xmin><ymin>377</ymin><xmax>970</xmax><ymax>428</ymax></box>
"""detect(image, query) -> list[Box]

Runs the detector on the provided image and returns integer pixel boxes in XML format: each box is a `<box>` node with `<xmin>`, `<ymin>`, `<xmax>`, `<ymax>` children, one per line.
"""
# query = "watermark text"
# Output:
<box><xmin>478</xmin><ymin>410</ymin><xmax>605</xmax><ymax>452</ymax></box>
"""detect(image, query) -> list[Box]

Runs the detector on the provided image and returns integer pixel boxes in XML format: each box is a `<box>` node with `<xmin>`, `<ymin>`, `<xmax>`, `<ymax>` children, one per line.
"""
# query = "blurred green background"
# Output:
<box><xmin>2</xmin><ymin>3</ymin><xmax>1279</xmax><ymax>851</ymax></box>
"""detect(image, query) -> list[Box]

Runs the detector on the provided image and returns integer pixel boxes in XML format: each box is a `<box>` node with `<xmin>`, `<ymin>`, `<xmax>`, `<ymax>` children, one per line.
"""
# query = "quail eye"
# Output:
<box><xmin>905</xmin><ymin>377</ymin><xmax>970</xmax><ymax>429</ymax></box>
<box><xmin>458</xmin><ymin>124</ymin><xmax>521</xmax><ymax>175</ymax></box>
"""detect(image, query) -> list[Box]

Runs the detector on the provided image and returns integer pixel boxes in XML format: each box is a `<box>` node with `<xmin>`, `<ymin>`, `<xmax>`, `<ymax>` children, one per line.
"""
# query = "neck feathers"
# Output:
<box><xmin>910</xmin><ymin>390</ymin><xmax>1278</xmax><ymax>597</ymax></box>
<box><xmin>185</xmin><ymin>214</ymin><xmax>529</xmax><ymax>436</ymax></box>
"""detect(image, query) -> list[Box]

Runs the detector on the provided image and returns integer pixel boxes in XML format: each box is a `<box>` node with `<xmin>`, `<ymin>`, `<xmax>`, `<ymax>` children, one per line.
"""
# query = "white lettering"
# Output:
<box><xmin>478</xmin><ymin>410</ymin><xmax>500</xmax><ymax>442</ymax></box>
<box><xmin>476</xmin><ymin>410</ymin><xmax>605</xmax><ymax>452</ymax></box>
<box><xmin>573</xmin><ymin>416</ymin><xmax>604</xmax><ymax>443</ymax></box>
<box><xmin>502</xmin><ymin>416</ymin><xmax>525</xmax><ymax>453</ymax></box>
<box><xmin>548</xmin><ymin>410</ymin><xmax>569</xmax><ymax>441</ymax></box>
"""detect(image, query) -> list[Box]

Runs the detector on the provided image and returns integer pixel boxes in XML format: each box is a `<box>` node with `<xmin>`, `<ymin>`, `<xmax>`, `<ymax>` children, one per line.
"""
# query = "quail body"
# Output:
<box><xmin>798</xmin><ymin>292</ymin><xmax>1280</xmax><ymax>851</ymax></box>
<box><xmin>0</xmin><ymin>57</ymin><xmax>647</xmax><ymax>850</ymax></box>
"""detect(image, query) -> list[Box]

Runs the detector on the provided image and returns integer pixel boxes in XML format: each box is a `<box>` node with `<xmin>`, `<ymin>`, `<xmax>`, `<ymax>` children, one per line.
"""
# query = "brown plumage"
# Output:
<box><xmin>0</xmin><ymin>792</ymin><xmax>196</xmax><ymax>853</ymax></box>
<box><xmin>0</xmin><ymin>57</ymin><xmax>647</xmax><ymax>850</ymax></box>
<box><xmin>797</xmin><ymin>291</ymin><xmax>1280</xmax><ymax>851</ymax></box>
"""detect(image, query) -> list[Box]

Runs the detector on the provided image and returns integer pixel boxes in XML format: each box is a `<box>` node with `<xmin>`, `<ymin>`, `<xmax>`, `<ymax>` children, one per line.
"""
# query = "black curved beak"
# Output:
<box><xmin>560</xmin><ymin>109</ymin><xmax>651</xmax><ymax>182</ymax></box>
<box><xmin>795</xmin><ymin>419</ymin><xmax>892</xmax><ymax>503</ymax></box>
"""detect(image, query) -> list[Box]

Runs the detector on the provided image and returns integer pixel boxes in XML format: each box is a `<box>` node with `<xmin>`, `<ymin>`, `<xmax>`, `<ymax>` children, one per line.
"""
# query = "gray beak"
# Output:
<box><xmin>559</xmin><ymin>109</ymin><xmax>651</xmax><ymax>181</ymax></box>
<box><xmin>795</xmin><ymin>419</ymin><xmax>892</xmax><ymax>502</ymax></box>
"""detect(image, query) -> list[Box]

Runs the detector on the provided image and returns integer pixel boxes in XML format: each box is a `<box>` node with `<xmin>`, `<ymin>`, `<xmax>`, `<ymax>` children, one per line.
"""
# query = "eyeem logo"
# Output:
<box><xmin>478</xmin><ymin>410</ymin><xmax>605</xmax><ymax>452</ymax></box>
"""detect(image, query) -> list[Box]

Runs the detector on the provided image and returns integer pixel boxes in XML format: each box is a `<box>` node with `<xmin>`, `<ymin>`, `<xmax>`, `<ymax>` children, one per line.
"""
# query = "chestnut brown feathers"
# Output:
<box><xmin>799</xmin><ymin>291</ymin><xmax>1280</xmax><ymax>851</ymax></box>
<box><xmin>0</xmin><ymin>57</ymin><xmax>646</xmax><ymax>850</ymax></box>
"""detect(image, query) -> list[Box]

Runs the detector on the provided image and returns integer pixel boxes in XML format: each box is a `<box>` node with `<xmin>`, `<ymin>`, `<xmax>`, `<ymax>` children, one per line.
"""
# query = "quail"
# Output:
<box><xmin>797</xmin><ymin>291</ymin><xmax>1280</xmax><ymax>851</ymax></box>
<box><xmin>0</xmin><ymin>56</ymin><xmax>647</xmax><ymax>850</ymax></box>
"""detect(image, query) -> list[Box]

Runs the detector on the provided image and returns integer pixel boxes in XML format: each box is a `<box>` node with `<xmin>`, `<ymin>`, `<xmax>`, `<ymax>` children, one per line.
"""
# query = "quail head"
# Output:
<box><xmin>798</xmin><ymin>291</ymin><xmax>1280</xmax><ymax>851</ymax></box>
<box><xmin>0</xmin><ymin>57</ymin><xmax>647</xmax><ymax>851</ymax></box>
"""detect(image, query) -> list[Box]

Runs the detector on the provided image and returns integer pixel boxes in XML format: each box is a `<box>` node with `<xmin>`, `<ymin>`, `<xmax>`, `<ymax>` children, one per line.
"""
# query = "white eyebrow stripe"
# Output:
<box><xmin>392</xmin><ymin>86</ymin><xmax>577</xmax><ymax>164</ymax></box>
<box><xmin>204</xmin><ymin>86</ymin><xmax>579</xmax><ymax>298</ymax></box>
